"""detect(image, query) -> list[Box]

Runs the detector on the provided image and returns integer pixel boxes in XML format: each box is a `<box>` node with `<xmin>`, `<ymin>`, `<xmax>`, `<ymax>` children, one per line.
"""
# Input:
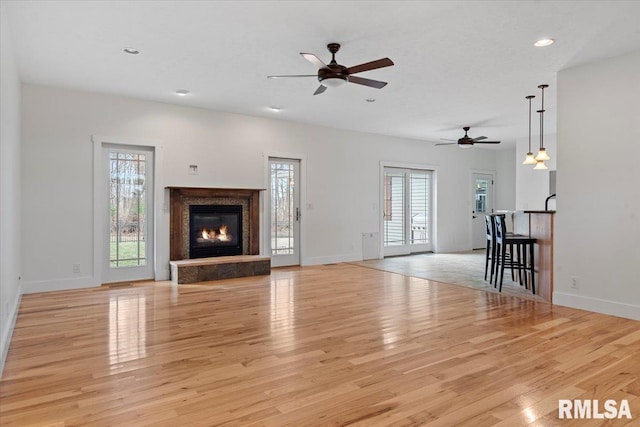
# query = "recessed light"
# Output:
<box><xmin>366</xmin><ymin>98</ymin><xmax>376</xmax><ymax>103</ymax></box>
<box><xmin>123</xmin><ymin>47</ymin><xmax>140</xmax><ymax>55</ymax></box>
<box><xmin>175</xmin><ymin>89</ymin><xmax>190</xmax><ymax>96</ymax></box>
<box><xmin>268</xmin><ymin>106</ymin><xmax>282</xmax><ymax>112</ymax></box>
<box><xmin>534</xmin><ymin>38</ymin><xmax>555</xmax><ymax>47</ymax></box>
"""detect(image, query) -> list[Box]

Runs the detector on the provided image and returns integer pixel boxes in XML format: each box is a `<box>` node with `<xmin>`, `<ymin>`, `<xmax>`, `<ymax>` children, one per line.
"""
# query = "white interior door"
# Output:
<box><xmin>471</xmin><ymin>172</ymin><xmax>494</xmax><ymax>249</ymax></box>
<box><xmin>103</xmin><ymin>145</ymin><xmax>154</xmax><ymax>283</ymax></box>
<box><xmin>383</xmin><ymin>167</ymin><xmax>433</xmax><ymax>256</ymax></box>
<box><xmin>269</xmin><ymin>158</ymin><xmax>301</xmax><ymax>267</ymax></box>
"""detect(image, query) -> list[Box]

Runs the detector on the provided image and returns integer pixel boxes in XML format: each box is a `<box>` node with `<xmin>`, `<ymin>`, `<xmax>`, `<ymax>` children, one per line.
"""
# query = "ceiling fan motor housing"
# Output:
<box><xmin>318</xmin><ymin>65</ymin><xmax>349</xmax><ymax>87</ymax></box>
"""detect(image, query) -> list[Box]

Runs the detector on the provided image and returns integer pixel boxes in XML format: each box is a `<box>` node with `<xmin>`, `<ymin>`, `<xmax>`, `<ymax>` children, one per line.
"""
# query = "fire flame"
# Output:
<box><xmin>200</xmin><ymin>225</ymin><xmax>231</xmax><ymax>242</ymax></box>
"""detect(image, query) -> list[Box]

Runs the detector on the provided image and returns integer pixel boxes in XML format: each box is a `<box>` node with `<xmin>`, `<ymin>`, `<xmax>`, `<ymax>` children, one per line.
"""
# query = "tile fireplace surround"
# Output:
<box><xmin>167</xmin><ymin>187</ymin><xmax>268</xmax><ymax>283</ymax></box>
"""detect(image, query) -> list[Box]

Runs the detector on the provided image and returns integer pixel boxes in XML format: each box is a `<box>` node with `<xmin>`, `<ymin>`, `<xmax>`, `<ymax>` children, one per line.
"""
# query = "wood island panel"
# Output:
<box><xmin>514</xmin><ymin>211</ymin><xmax>555</xmax><ymax>302</ymax></box>
<box><xmin>529</xmin><ymin>212</ymin><xmax>554</xmax><ymax>302</ymax></box>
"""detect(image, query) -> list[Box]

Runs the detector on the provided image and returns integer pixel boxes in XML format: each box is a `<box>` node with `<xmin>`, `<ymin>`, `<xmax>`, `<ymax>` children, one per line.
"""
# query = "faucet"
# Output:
<box><xmin>545</xmin><ymin>194</ymin><xmax>556</xmax><ymax>211</ymax></box>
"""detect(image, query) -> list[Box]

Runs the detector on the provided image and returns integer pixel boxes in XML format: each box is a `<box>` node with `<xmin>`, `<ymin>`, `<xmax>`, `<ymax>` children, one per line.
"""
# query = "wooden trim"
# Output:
<box><xmin>168</xmin><ymin>187</ymin><xmax>264</xmax><ymax>260</ymax></box>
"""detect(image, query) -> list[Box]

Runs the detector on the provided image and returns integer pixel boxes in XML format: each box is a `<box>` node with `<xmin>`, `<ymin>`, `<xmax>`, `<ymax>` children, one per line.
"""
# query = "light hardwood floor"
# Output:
<box><xmin>1</xmin><ymin>264</ymin><xmax>638</xmax><ymax>426</ymax></box>
<box><xmin>354</xmin><ymin>250</ymin><xmax>545</xmax><ymax>301</ymax></box>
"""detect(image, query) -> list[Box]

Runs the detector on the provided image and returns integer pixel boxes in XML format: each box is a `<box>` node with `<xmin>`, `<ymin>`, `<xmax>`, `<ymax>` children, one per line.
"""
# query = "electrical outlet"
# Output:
<box><xmin>570</xmin><ymin>276</ymin><xmax>579</xmax><ymax>289</ymax></box>
<box><xmin>73</xmin><ymin>264</ymin><xmax>80</xmax><ymax>274</ymax></box>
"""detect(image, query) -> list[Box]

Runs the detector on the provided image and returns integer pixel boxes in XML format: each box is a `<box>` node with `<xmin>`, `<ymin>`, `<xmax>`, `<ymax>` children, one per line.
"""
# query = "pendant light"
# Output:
<box><xmin>522</xmin><ymin>95</ymin><xmax>537</xmax><ymax>165</ymax></box>
<box><xmin>533</xmin><ymin>160</ymin><xmax>548</xmax><ymax>170</ymax></box>
<box><xmin>534</xmin><ymin>109</ymin><xmax>547</xmax><ymax>169</ymax></box>
<box><xmin>535</xmin><ymin>84</ymin><xmax>551</xmax><ymax>162</ymax></box>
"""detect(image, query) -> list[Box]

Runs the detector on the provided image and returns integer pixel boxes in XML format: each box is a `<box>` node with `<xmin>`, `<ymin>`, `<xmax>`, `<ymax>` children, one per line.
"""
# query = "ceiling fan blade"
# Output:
<box><xmin>348</xmin><ymin>76</ymin><xmax>387</xmax><ymax>89</ymax></box>
<box><xmin>313</xmin><ymin>85</ymin><xmax>327</xmax><ymax>96</ymax></box>
<box><xmin>472</xmin><ymin>136</ymin><xmax>487</xmax><ymax>141</ymax></box>
<box><xmin>434</xmin><ymin>143</ymin><xmax>457</xmax><ymax>146</ymax></box>
<box><xmin>268</xmin><ymin>74</ymin><xmax>317</xmax><ymax>79</ymax></box>
<box><xmin>439</xmin><ymin>138</ymin><xmax>457</xmax><ymax>141</ymax></box>
<box><xmin>346</xmin><ymin>58</ymin><xmax>394</xmax><ymax>75</ymax></box>
<box><xmin>301</xmin><ymin>53</ymin><xmax>327</xmax><ymax>69</ymax></box>
<box><xmin>475</xmin><ymin>141</ymin><xmax>501</xmax><ymax>144</ymax></box>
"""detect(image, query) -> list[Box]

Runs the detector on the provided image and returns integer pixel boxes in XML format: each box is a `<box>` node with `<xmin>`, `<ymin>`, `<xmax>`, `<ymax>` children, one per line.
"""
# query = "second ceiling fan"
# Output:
<box><xmin>435</xmin><ymin>127</ymin><xmax>501</xmax><ymax>147</ymax></box>
<box><xmin>268</xmin><ymin>43</ymin><xmax>394</xmax><ymax>95</ymax></box>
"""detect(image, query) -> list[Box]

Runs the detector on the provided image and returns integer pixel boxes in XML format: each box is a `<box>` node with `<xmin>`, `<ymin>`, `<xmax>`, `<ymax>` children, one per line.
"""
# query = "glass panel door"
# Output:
<box><xmin>383</xmin><ymin>167</ymin><xmax>432</xmax><ymax>256</ymax></box>
<box><xmin>103</xmin><ymin>145</ymin><xmax>154</xmax><ymax>283</ymax></box>
<box><xmin>409</xmin><ymin>171</ymin><xmax>431</xmax><ymax>251</ymax></box>
<box><xmin>383</xmin><ymin>169</ymin><xmax>406</xmax><ymax>249</ymax></box>
<box><xmin>269</xmin><ymin>158</ymin><xmax>300</xmax><ymax>267</ymax></box>
<box><xmin>471</xmin><ymin>173</ymin><xmax>493</xmax><ymax>249</ymax></box>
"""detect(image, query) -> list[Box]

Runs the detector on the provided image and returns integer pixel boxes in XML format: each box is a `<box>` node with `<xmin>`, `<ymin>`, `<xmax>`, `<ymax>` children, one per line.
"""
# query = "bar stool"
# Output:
<box><xmin>485</xmin><ymin>214</ymin><xmax>512</xmax><ymax>286</ymax></box>
<box><xmin>484</xmin><ymin>215</ymin><xmax>496</xmax><ymax>283</ymax></box>
<box><xmin>494</xmin><ymin>215</ymin><xmax>537</xmax><ymax>294</ymax></box>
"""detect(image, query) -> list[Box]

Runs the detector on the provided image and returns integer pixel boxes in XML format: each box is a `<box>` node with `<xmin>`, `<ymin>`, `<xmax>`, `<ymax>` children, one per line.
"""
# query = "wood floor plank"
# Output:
<box><xmin>1</xmin><ymin>264</ymin><xmax>638</xmax><ymax>425</ymax></box>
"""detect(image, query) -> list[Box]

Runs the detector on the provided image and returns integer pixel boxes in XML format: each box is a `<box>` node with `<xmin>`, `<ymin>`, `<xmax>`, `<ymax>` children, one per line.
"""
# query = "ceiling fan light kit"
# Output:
<box><xmin>522</xmin><ymin>84</ymin><xmax>551</xmax><ymax>170</ymax></box>
<box><xmin>268</xmin><ymin>42</ymin><xmax>394</xmax><ymax>95</ymax></box>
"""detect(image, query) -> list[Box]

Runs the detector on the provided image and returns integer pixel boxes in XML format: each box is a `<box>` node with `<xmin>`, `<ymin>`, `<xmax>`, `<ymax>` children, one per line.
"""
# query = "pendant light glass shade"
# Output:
<box><xmin>534</xmin><ymin>160</ymin><xmax>548</xmax><ymax>170</ymax></box>
<box><xmin>523</xmin><ymin>152</ymin><xmax>536</xmax><ymax>165</ymax></box>
<box><xmin>535</xmin><ymin>147</ymin><xmax>551</xmax><ymax>161</ymax></box>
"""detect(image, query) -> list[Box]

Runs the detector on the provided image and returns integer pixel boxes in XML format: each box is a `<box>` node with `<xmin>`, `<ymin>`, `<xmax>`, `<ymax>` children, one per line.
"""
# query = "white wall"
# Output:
<box><xmin>495</xmin><ymin>147</ymin><xmax>516</xmax><ymax>211</ymax></box>
<box><xmin>515</xmin><ymin>133</ymin><xmax>557</xmax><ymax>211</ymax></box>
<box><xmin>554</xmin><ymin>50</ymin><xmax>640</xmax><ymax>320</ymax></box>
<box><xmin>20</xmin><ymin>84</ymin><xmax>508</xmax><ymax>291</ymax></box>
<box><xmin>0</xmin><ymin>2</ymin><xmax>23</xmax><ymax>374</ymax></box>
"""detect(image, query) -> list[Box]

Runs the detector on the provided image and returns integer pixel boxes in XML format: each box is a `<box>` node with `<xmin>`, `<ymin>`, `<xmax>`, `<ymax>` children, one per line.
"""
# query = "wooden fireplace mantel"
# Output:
<box><xmin>167</xmin><ymin>187</ymin><xmax>265</xmax><ymax>260</ymax></box>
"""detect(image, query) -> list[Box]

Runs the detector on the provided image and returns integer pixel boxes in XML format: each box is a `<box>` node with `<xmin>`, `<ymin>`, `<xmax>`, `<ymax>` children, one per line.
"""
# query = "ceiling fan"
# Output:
<box><xmin>268</xmin><ymin>43</ymin><xmax>394</xmax><ymax>95</ymax></box>
<box><xmin>435</xmin><ymin>127</ymin><xmax>501</xmax><ymax>147</ymax></box>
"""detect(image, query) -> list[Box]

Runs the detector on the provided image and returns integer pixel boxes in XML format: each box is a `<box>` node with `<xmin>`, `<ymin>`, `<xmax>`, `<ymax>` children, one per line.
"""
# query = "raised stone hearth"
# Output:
<box><xmin>167</xmin><ymin>187</ymin><xmax>269</xmax><ymax>283</ymax></box>
<box><xmin>170</xmin><ymin>255</ymin><xmax>270</xmax><ymax>284</ymax></box>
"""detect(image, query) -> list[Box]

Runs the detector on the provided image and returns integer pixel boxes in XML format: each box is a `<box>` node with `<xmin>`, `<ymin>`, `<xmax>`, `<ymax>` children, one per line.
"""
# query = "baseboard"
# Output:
<box><xmin>302</xmin><ymin>253</ymin><xmax>362</xmax><ymax>266</ymax></box>
<box><xmin>553</xmin><ymin>291</ymin><xmax>640</xmax><ymax>321</ymax></box>
<box><xmin>155</xmin><ymin>267</ymin><xmax>170</xmax><ymax>281</ymax></box>
<box><xmin>0</xmin><ymin>285</ymin><xmax>22</xmax><ymax>377</ymax></box>
<box><xmin>22</xmin><ymin>275</ymin><xmax>100</xmax><ymax>294</ymax></box>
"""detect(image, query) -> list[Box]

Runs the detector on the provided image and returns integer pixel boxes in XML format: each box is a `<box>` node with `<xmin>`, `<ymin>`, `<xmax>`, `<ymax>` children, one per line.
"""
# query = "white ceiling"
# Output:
<box><xmin>5</xmin><ymin>1</ymin><xmax>640</xmax><ymax>147</ymax></box>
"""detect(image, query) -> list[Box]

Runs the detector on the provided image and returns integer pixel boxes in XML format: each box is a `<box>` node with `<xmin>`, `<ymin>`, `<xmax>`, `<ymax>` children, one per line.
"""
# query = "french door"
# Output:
<box><xmin>383</xmin><ymin>168</ymin><xmax>433</xmax><ymax>256</ymax></box>
<box><xmin>269</xmin><ymin>158</ymin><xmax>301</xmax><ymax>267</ymax></box>
<box><xmin>103</xmin><ymin>145</ymin><xmax>154</xmax><ymax>283</ymax></box>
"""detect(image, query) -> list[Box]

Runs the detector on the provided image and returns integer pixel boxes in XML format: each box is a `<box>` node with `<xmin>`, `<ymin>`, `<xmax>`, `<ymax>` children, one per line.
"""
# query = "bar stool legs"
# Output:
<box><xmin>493</xmin><ymin>215</ymin><xmax>537</xmax><ymax>294</ymax></box>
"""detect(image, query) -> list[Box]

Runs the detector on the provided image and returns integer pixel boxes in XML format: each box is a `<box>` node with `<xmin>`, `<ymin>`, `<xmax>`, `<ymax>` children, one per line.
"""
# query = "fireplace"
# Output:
<box><xmin>168</xmin><ymin>187</ymin><xmax>262</xmax><ymax>261</ymax></box>
<box><xmin>189</xmin><ymin>205</ymin><xmax>243</xmax><ymax>258</ymax></box>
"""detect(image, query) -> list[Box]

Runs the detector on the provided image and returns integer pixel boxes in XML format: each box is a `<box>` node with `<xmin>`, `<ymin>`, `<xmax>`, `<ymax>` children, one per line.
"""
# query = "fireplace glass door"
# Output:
<box><xmin>189</xmin><ymin>205</ymin><xmax>243</xmax><ymax>258</ymax></box>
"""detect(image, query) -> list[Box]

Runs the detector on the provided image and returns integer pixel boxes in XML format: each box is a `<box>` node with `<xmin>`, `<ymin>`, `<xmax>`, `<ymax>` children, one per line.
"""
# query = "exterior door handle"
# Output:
<box><xmin>295</xmin><ymin>207</ymin><xmax>300</xmax><ymax>221</ymax></box>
